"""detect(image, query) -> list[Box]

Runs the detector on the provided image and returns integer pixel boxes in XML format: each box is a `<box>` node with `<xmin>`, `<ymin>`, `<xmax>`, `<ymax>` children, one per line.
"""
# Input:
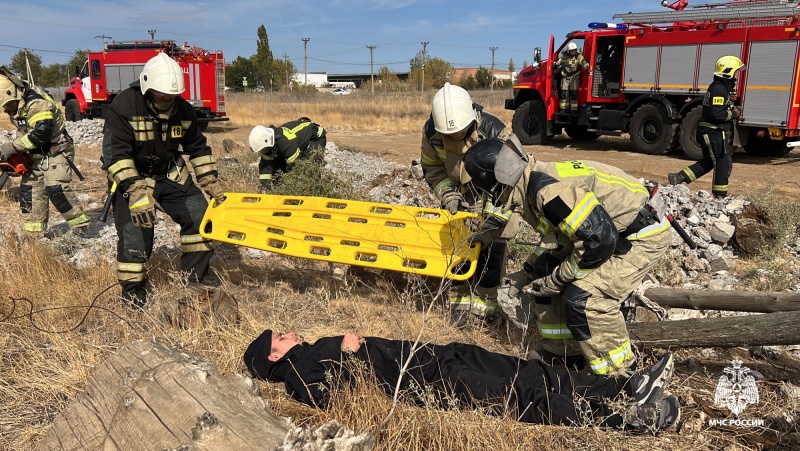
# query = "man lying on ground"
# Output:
<box><xmin>244</xmin><ymin>329</ymin><xmax>680</xmax><ymax>433</ymax></box>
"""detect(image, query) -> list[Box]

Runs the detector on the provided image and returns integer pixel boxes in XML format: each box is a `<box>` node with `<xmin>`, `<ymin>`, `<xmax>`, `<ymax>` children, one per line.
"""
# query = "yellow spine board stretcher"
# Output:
<box><xmin>200</xmin><ymin>193</ymin><xmax>482</xmax><ymax>280</ymax></box>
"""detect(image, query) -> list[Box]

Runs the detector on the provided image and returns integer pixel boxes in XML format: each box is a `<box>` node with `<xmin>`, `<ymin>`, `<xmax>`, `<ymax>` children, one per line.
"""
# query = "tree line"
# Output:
<box><xmin>3</xmin><ymin>49</ymin><xmax>87</xmax><ymax>88</ymax></box>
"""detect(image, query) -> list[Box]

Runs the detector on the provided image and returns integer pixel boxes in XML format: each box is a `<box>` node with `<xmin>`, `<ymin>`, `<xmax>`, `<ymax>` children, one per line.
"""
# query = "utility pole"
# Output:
<box><xmin>283</xmin><ymin>52</ymin><xmax>290</xmax><ymax>88</ymax></box>
<box><xmin>95</xmin><ymin>35</ymin><xmax>111</xmax><ymax>51</ymax></box>
<box><xmin>302</xmin><ymin>37</ymin><xmax>310</xmax><ymax>85</ymax></box>
<box><xmin>366</xmin><ymin>45</ymin><xmax>376</xmax><ymax>95</ymax></box>
<box><xmin>148</xmin><ymin>29</ymin><xmax>156</xmax><ymax>41</ymax></box>
<box><xmin>489</xmin><ymin>46</ymin><xmax>498</xmax><ymax>91</ymax></box>
<box><xmin>420</xmin><ymin>41</ymin><xmax>429</xmax><ymax>94</ymax></box>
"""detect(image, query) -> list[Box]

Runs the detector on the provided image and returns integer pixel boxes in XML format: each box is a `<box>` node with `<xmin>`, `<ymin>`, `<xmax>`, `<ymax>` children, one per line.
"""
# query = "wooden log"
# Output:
<box><xmin>39</xmin><ymin>340</ymin><xmax>289</xmax><ymax>451</ymax></box>
<box><xmin>643</xmin><ymin>288</ymin><xmax>800</xmax><ymax>313</ymax></box>
<box><xmin>628</xmin><ymin>311</ymin><xmax>800</xmax><ymax>348</ymax></box>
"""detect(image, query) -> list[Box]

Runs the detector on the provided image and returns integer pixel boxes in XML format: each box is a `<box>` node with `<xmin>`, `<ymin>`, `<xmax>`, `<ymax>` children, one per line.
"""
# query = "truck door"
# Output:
<box><xmin>79</xmin><ymin>61</ymin><xmax>91</xmax><ymax>104</ymax></box>
<box><xmin>591</xmin><ymin>36</ymin><xmax>624</xmax><ymax>100</ymax></box>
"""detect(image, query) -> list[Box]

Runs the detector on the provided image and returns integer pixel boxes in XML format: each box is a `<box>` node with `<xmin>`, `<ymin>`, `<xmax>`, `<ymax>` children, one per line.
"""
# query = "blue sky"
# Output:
<box><xmin>1</xmin><ymin>0</ymin><xmax>657</xmax><ymax>74</ymax></box>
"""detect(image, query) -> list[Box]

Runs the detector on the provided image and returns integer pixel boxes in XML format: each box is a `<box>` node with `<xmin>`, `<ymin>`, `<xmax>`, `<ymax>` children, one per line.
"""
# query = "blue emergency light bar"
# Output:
<box><xmin>588</xmin><ymin>22</ymin><xmax>629</xmax><ymax>30</ymax></box>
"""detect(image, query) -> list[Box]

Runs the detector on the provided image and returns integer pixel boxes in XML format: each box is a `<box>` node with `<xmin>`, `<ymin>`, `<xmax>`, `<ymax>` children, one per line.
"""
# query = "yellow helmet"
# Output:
<box><xmin>714</xmin><ymin>55</ymin><xmax>745</xmax><ymax>79</ymax></box>
<box><xmin>0</xmin><ymin>74</ymin><xmax>23</xmax><ymax>109</ymax></box>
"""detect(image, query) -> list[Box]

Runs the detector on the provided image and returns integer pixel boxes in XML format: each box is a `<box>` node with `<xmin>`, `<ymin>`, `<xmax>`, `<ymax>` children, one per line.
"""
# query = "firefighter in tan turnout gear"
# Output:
<box><xmin>248</xmin><ymin>118</ymin><xmax>326</xmax><ymax>192</ymax></box>
<box><xmin>102</xmin><ymin>53</ymin><xmax>222</xmax><ymax>307</ymax></box>
<box><xmin>668</xmin><ymin>56</ymin><xmax>745</xmax><ymax>198</ymax></box>
<box><xmin>420</xmin><ymin>82</ymin><xmax>513</xmax><ymax>326</ymax></box>
<box><xmin>0</xmin><ymin>67</ymin><xmax>90</xmax><ymax>233</ymax></box>
<box><xmin>555</xmin><ymin>42</ymin><xmax>590</xmax><ymax>112</ymax></box>
<box><xmin>464</xmin><ymin>135</ymin><xmax>672</xmax><ymax>375</ymax></box>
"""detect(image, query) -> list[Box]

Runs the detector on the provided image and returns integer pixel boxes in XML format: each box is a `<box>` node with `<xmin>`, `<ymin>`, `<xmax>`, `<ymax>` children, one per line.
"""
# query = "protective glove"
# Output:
<box><xmin>440</xmin><ymin>189</ymin><xmax>464</xmax><ymax>215</ymax></box>
<box><xmin>503</xmin><ymin>266</ymin><xmax>536</xmax><ymax>299</ymax></box>
<box><xmin>731</xmin><ymin>105</ymin><xmax>742</xmax><ymax>118</ymax></box>
<box><xmin>198</xmin><ymin>174</ymin><xmax>226</xmax><ymax>205</ymax></box>
<box><xmin>0</xmin><ymin>142</ymin><xmax>15</xmax><ymax>161</ymax></box>
<box><xmin>468</xmin><ymin>216</ymin><xmax>504</xmax><ymax>246</ymax></box>
<box><xmin>530</xmin><ymin>275</ymin><xmax>565</xmax><ymax>298</ymax></box>
<box><xmin>126</xmin><ymin>179</ymin><xmax>158</xmax><ymax>228</ymax></box>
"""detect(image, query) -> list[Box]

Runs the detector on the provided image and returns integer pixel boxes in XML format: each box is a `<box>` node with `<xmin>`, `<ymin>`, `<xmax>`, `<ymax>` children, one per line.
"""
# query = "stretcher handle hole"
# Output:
<box><xmin>310</xmin><ymin>247</ymin><xmax>331</xmax><ymax>256</ymax></box>
<box><xmin>370</xmin><ymin>206</ymin><xmax>393</xmax><ymax>214</ymax></box>
<box><xmin>326</xmin><ymin>202</ymin><xmax>347</xmax><ymax>209</ymax></box>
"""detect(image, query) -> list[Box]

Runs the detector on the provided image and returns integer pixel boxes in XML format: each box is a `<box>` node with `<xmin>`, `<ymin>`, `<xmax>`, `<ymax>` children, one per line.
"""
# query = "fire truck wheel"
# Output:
<box><xmin>512</xmin><ymin>100</ymin><xmax>550</xmax><ymax>145</ymax></box>
<box><xmin>629</xmin><ymin>103</ymin><xmax>678</xmax><ymax>155</ymax></box>
<box><xmin>564</xmin><ymin>125</ymin><xmax>599</xmax><ymax>142</ymax></box>
<box><xmin>744</xmin><ymin>128</ymin><xmax>791</xmax><ymax>157</ymax></box>
<box><xmin>679</xmin><ymin>105</ymin><xmax>703</xmax><ymax>160</ymax></box>
<box><xmin>65</xmin><ymin>99</ymin><xmax>82</xmax><ymax>122</ymax></box>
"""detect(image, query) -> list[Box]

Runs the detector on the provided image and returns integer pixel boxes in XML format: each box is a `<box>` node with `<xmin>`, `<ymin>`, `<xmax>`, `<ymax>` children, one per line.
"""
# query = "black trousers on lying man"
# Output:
<box><xmin>244</xmin><ymin>330</ymin><xmax>679</xmax><ymax>433</ymax></box>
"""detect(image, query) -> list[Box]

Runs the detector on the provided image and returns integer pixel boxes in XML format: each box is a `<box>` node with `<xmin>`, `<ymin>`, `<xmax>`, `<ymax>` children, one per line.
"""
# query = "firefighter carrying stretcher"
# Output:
<box><xmin>464</xmin><ymin>135</ymin><xmax>672</xmax><ymax>376</ymax></box>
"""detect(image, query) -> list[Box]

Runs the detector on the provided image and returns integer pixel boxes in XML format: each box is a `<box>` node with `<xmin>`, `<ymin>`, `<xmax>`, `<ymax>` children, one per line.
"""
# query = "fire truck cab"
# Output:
<box><xmin>63</xmin><ymin>40</ymin><xmax>228</xmax><ymax>131</ymax></box>
<box><xmin>505</xmin><ymin>0</ymin><xmax>800</xmax><ymax>159</ymax></box>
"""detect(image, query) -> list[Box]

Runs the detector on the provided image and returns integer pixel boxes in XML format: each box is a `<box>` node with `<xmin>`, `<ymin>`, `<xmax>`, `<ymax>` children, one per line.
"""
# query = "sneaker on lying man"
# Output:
<box><xmin>626</xmin><ymin>352</ymin><xmax>675</xmax><ymax>406</ymax></box>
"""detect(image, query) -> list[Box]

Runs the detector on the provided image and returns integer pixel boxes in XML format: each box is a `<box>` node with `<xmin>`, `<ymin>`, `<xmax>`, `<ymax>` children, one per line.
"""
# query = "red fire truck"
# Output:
<box><xmin>62</xmin><ymin>40</ymin><xmax>228</xmax><ymax>131</ymax></box>
<box><xmin>505</xmin><ymin>0</ymin><xmax>800</xmax><ymax>159</ymax></box>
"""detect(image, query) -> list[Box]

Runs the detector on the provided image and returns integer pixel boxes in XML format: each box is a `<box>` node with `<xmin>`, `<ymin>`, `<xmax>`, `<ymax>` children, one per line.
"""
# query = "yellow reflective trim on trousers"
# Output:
<box><xmin>589</xmin><ymin>340</ymin><xmax>633</xmax><ymax>375</ymax></box>
<box><xmin>539</xmin><ymin>323</ymin><xmax>573</xmax><ymax>339</ymax></box>
<box><xmin>259</xmin><ymin>173</ymin><xmax>273</xmax><ymax>180</ymax></box>
<box><xmin>23</xmin><ymin>222</ymin><xmax>46</xmax><ymax>232</ymax></box>
<box><xmin>713</xmin><ymin>184</ymin><xmax>728</xmax><ymax>192</ymax></box>
<box><xmin>433</xmin><ymin>178</ymin><xmax>458</xmax><ymax>197</ymax></box>
<box><xmin>281</xmin><ymin>121</ymin><xmax>312</xmax><ymax>140</ymax></box>
<box><xmin>117</xmin><ymin>262</ymin><xmax>146</xmax><ymax>281</ymax></box>
<box><xmin>28</xmin><ymin>111</ymin><xmax>54</xmax><ymax>125</ymax></box>
<box><xmin>561</xmin><ymin>193</ymin><xmax>598</xmax><ymax>238</ymax></box>
<box><xmin>449</xmin><ymin>294</ymin><xmax>500</xmax><ymax>314</ymax></box>
<box><xmin>181</xmin><ymin>233</ymin><xmax>209</xmax><ymax>244</ymax></box>
<box><xmin>681</xmin><ymin>167</ymin><xmax>697</xmax><ymax>182</ymax></box>
<box><xmin>286</xmin><ymin>149</ymin><xmax>302</xmax><ymax>164</ymax></box>
<box><xmin>118</xmin><ymin>262</ymin><xmax>145</xmax><ymax>272</ymax></box>
<box><xmin>66</xmin><ymin>214</ymin><xmax>90</xmax><ymax>227</ymax></box>
<box><xmin>554</xmin><ymin>162</ymin><xmax>648</xmax><ymax>195</ymax></box>
<box><xmin>626</xmin><ymin>216</ymin><xmax>670</xmax><ymax>240</ymax></box>
<box><xmin>182</xmin><ymin>241</ymin><xmax>214</xmax><ymax>252</ymax></box>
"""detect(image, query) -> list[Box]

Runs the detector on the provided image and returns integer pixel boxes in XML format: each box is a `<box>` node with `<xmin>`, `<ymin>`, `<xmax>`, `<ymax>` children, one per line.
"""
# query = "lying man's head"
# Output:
<box><xmin>243</xmin><ymin>329</ymin><xmax>303</xmax><ymax>380</ymax></box>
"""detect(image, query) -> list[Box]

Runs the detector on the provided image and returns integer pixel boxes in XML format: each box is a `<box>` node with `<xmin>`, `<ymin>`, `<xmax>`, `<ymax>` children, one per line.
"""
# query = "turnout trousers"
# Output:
<box><xmin>681</xmin><ymin>124</ymin><xmax>733</xmax><ymax>197</ymax></box>
<box><xmin>113</xmin><ymin>179</ymin><xmax>214</xmax><ymax>301</ymax></box>
<box><xmin>19</xmin><ymin>150</ymin><xmax>89</xmax><ymax>233</ymax></box>
<box><xmin>532</xmin><ymin>230</ymin><xmax>671</xmax><ymax>375</ymax></box>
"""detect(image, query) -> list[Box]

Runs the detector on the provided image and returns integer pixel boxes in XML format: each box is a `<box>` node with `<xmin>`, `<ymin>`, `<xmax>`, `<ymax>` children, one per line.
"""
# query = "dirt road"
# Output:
<box><xmin>208</xmin><ymin>124</ymin><xmax>800</xmax><ymax>199</ymax></box>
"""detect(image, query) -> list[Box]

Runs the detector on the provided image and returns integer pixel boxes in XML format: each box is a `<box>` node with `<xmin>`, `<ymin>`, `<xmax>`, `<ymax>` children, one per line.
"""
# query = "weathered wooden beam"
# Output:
<box><xmin>643</xmin><ymin>288</ymin><xmax>800</xmax><ymax>313</ymax></box>
<box><xmin>628</xmin><ymin>311</ymin><xmax>800</xmax><ymax>348</ymax></box>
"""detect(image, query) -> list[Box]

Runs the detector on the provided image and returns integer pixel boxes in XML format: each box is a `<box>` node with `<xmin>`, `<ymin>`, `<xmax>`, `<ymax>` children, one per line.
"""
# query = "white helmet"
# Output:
<box><xmin>567</xmin><ymin>42</ymin><xmax>578</xmax><ymax>52</ymax></box>
<box><xmin>249</xmin><ymin>125</ymin><xmax>275</xmax><ymax>153</ymax></box>
<box><xmin>0</xmin><ymin>74</ymin><xmax>22</xmax><ymax>109</ymax></box>
<box><xmin>140</xmin><ymin>53</ymin><xmax>185</xmax><ymax>96</ymax></box>
<box><xmin>431</xmin><ymin>82</ymin><xmax>476</xmax><ymax>135</ymax></box>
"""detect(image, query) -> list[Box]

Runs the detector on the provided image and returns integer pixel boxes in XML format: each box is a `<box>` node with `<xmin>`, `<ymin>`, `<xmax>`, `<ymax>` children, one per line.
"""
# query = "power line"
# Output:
<box><xmin>0</xmin><ymin>43</ymin><xmax>72</xmax><ymax>55</ymax></box>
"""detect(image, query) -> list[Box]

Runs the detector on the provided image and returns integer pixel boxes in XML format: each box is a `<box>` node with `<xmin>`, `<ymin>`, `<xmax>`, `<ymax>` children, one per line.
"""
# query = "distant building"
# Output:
<box><xmin>450</xmin><ymin>68</ymin><xmax>516</xmax><ymax>83</ymax></box>
<box><xmin>292</xmin><ymin>72</ymin><xmax>328</xmax><ymax>87</ymax></box>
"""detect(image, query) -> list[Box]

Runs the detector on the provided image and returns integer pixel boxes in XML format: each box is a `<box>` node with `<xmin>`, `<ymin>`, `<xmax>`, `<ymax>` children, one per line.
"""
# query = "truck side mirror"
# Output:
<box><xmin>534</xmin><ymin>48</ymin><xmax>542</xmax><ymax>63</ymax></box>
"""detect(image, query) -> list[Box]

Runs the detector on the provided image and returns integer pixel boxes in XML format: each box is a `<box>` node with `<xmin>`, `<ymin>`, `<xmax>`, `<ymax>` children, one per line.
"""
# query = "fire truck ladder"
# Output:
<box><xmin>614</xmin><ymin>1</ymin><xmax>800</xmax><ymax>25</ymax></box>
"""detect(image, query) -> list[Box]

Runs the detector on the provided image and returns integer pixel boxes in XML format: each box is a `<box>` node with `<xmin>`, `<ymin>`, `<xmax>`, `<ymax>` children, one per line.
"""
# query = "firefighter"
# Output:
<box><xmin>668</xmin><ymin>55</ymin><xmax>746</xmax><ymax>198</ymax></box>
<box><xmin>248</xmin><ymin>118</ymin><xmax>326</xmax><ymax>192</ymax></box>
<box><xmin>463</xmin><ymin>135</ymin><xmax>672</xmax><ymax>376</ymax></box>
<box><xmin>420</xmin><ymin>82</ymin><xmax>514</xmax><ymax>326</ymax></box>
<box><xmin>0</xmin><ymin>67</ymin><xmax>90</xmax><ymax>233</ymax></box>
<box><xmin>244</xmin><ymin>328</ymin><xmax>680</xmax><ymax>432</ymax></box>
<box><xmin>102</xmin><ymin>53</ymin><xmax>223</xmax><ymax>307</ymax></box>
<box><xmin>555</xmin><ymin>42</ymin><xmax>590</xmax><ymax>112</ymax></box>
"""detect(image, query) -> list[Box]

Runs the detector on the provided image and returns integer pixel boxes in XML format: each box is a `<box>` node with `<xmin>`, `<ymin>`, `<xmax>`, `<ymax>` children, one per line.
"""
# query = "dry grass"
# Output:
<box><xmin>1</xmin><ymin>95</ymin><xmax>798</xmax><ymax>450</ymax></box>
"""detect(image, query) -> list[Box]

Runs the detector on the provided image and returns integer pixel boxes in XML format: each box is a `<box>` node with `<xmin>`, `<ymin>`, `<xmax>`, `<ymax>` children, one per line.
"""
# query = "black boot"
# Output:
<box><xmin>121</xmin><ymin>287</ymin><xmax>147</xmax><ymax>309</ymax></box>
<box><xmin>667</xmin><ymin>172</ymin><xmax>685</xmax><ymax>186</ymax></box>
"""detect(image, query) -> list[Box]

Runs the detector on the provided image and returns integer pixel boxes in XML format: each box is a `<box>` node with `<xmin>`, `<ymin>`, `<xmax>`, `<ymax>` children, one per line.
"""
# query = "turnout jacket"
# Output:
<box><xmin>420</xmin><ymin>105</ymin><xmax>508</xmax><ymax>198</ymax></box>
<box><xmin>102</xmin><ymin>84</ymin><xmax>217</xmax><ymax>193</ymax></box>
<box><xmin>497</xmin><ymin>159</ymin><xmax>670</xmax><ymax>286</ymax></box>
<box><xmin>557</xmin><ymin>52</ymin><xmax>590</xmax><ymax>80</ymax></box>
<box><xmin>259</xmin><ymin>117</ymin><xmax>326</xmax><ymax>179</ymax></box>
<box><xmin>700</xmin><ymin>76</ymin><xmax>739</xmax><ymax>132</ymax></box>
<box><xmin>5</xmin><ymin>85</ymin><xmax>70</xmax><ymax>154</ymax></box>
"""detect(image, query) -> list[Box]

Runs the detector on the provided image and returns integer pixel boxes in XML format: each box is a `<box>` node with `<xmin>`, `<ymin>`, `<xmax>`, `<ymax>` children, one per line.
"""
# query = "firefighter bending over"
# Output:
<box><xmin>555</xmin><ymin>42</ymin><xmax>590</xmax><ymax>112</ymax></box>
<box><xmin>464</xmin><ymin>135</ymin><xmax>672</xmax><ymax>375</ymax></box>
<box><xmin>102</xmin><ymin>53</ymin><xmax>223</xmax><ymax>307</ymax></box>
<box><xmin>0</xmin><ymin>67</ymin><xmax>90</xmax><ymax>233</ymax></box>
<box><xmin>248</xmin><ymin>118</ymin><xmax>326</xmax><ymax>192</ymax></box>
<box><xmin>668</xmin><ymin>56</ymin><xmax>746</xmax><ymax>198</ymax></box>
<box><xmin>420</xmin><ymin>82</ymin><xmax>515</xmax><ymax>327</ymax></box>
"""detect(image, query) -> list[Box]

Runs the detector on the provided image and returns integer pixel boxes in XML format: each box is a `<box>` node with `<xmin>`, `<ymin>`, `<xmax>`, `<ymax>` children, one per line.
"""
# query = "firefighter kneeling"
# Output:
<box><xmin>102</xmin><ymin>53</ymin><xmax>223</xmax><ymax>307</ymax></box>
<box><xmin>464</xmin><ymin>135</ymin><xmax>672</xmax><ymax>375</ymax></box>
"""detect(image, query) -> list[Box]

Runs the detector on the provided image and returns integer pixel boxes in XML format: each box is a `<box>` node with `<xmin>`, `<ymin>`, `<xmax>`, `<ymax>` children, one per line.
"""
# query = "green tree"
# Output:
<box><xmin>253</xmin><ymin>25</ymin><xmax>276</xmax><ymax>90</ymax></box>
<box><xmin>408</xmin><ymin>56</ymin><xmax>453</xmax><ymax>91</ymax></box>
<box><xmin>39</xmin><ymin>63</ymin><xmax>69</xmax><ymax>87</ymax></box>
<box><xmin>272</xmin><ymin>57</ymin><xmax>296</xmax><ymax>90</ymax></box>
<box><xmin>67</xmin><ymin>50</ymin><xmax>88</xmax><ymax>77</ymax></box>
<box><xmin>225</xmin><ymin>56</ymin><xmax>256</xmax><ymax>91</ymax></box>
<box><xmin>474</xmin><ymin>66</ymin><xmax>492</xmax><ymax>89</ymax></box>
<box><xmin>508</xmin><ymin>58</ymin><xmax>515</xmax><ymax>73</ymax></box>
<box><xmin>9</xmin><ymin>50</ymin><xmax>42</xmax><ymax>83</ymax></box>
<box><xmin>458</xmin><ymin>74</ymin><xmax>477</xmax><ymax>90</ymax></box>
<box><xmin>522</xmin><ymin>59</ymin><xmax>529</xmax><ymax>69</ymax></box>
